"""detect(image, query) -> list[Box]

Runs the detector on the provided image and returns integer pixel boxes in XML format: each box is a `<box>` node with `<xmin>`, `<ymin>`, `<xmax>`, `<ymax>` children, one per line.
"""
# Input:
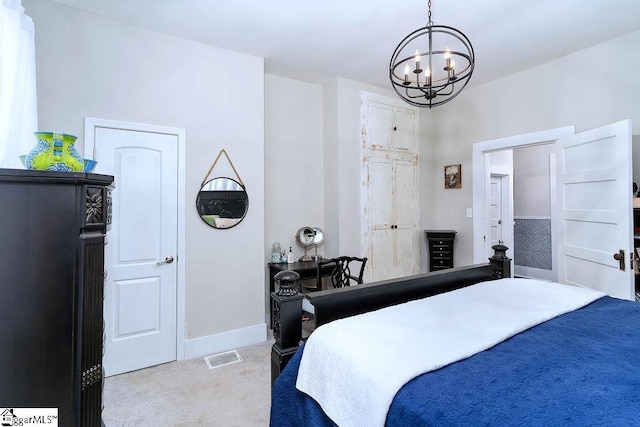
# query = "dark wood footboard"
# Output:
<box><xmin>309</xmin><ymin>263</ymin><xmax>492</xmax><ymax>327</ymax></box>
<box><xmin>270</xmin><ymin>245</ymin><xmax>511</xmax><ymax>384</ymax></box>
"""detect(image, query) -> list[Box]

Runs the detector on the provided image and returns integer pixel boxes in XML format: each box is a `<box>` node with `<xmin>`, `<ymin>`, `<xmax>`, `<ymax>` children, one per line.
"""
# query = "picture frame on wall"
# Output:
<box><xmin>444</xmin><ymin>164</ymin><xmax>462</xmax><ymax>189</ymax></box>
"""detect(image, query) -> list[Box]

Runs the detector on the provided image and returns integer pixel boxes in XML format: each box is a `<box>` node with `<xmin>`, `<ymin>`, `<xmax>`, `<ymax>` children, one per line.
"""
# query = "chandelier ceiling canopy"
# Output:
<box><xmin>389</xmin><ymin>0</ymin><xmax>475</xmax><ymax>108</ymax></box>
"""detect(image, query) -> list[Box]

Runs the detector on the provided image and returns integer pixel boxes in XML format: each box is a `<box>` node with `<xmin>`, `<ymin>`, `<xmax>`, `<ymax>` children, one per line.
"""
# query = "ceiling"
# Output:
<box><xmin>49</xmin><ymin>0</ymin><xmax>640</xmax><ymax>90</ymax></box>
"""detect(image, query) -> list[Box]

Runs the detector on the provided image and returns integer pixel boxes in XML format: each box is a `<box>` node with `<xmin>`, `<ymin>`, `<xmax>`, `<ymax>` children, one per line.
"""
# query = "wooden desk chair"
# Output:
<box><xmin>316</xmin><ymin>256</ymin><xmax>367</xmax><ymax>289</ymax></box>
<box><xmin>299</xmin><ymin>256</ymin><xmax>367</xmax><ymax>340</ymax></box>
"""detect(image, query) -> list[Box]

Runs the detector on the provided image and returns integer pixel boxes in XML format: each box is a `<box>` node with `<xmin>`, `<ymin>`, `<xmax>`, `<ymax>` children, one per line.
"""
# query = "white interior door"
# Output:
<box><xmin>490</xmin><ymin>175</ymin><xmax>504</xmax><ymax>248</ymax></box>
<box><xmin>556</xmin><ymin>119</ymin><xmax>633</xmax><ymax>300</ymax></box>
<box><xmin>94</xmin><ymin>126</ymin><xmax>180</xmax><ymax>376</ymax></box>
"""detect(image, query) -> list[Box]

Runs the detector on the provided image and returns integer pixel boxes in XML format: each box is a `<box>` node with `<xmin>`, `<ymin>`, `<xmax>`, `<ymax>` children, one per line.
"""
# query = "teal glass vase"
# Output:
<box><xmin>24</xmin><ymin>132</ymin><xmax>84</xmax><ymax>172</ymax></box>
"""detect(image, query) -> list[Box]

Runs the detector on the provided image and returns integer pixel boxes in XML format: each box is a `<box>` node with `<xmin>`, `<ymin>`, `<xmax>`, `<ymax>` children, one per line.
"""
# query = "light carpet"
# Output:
<box><xmin>102</xmin><ymin>337</ymin><xmax>274</xmax><ymax>426</ymax></box>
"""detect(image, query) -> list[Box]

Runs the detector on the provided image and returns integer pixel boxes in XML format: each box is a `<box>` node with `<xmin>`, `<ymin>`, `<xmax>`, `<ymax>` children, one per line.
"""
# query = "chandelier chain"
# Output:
<box><xmin>427</xmin><ymin>0</ymin><xmax>433</xmax><ymax>26</ymax></box>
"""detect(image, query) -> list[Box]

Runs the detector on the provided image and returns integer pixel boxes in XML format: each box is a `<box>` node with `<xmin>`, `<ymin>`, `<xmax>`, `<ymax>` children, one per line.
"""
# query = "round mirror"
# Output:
<box><xmin>312</xmin><ymin>227</ymin><xmax>324</xmax><ymax>260</ymax></box>
<box><xmin>296</xmin><ymin>227</ymin><xmax>316</xmax><ymax>246</ymax></box>
<box><xmin>296</xmin><ymin>227</ymin><xmax>316</xmax><ymax>261</ymax></box>
<box><xmin>312</xmin><ymin>227</ymin><xmax>324</xmax><ymax>245</ymax></box>
<box><xmin>196</xmin><ymin>177</ymin><xmax>248</xmax><ymax>229</ymax></box>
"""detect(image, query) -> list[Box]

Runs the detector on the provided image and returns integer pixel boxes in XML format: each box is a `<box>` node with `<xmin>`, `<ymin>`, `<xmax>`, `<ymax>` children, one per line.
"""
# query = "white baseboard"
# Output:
<box><xmin>183</xmin><ymin>323</ymin><xmax>268</xmax><ymax>360</ymax></box>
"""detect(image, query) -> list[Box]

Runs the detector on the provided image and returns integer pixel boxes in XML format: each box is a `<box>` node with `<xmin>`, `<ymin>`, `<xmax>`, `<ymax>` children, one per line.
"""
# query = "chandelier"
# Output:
<box><xmin>389</xmin><ymin>0</ymin><xmax>475</xmax><ymax>108</ymax></box>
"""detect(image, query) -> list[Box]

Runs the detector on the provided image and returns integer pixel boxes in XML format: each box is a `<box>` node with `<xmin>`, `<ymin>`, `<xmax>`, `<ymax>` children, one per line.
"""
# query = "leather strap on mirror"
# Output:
<box><xmin>201</xmin><ymin>149</ymin><xmax>245</xmax><ymax>188</ymax></box>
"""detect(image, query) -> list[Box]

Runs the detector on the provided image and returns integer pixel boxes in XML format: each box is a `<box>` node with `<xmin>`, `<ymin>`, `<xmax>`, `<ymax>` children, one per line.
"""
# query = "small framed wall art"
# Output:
<box><xmin>444</xmin><ymin>164</ymin><xmax>462</xmax><ymax>189</ymax></box>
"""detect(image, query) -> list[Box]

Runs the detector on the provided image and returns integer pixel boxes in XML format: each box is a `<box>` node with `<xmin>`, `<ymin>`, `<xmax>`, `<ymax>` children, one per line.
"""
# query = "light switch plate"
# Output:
<box><xmin>466</xmin><ymin>208</ymin><xmax>472</xmax><ymax>218</ymax></box>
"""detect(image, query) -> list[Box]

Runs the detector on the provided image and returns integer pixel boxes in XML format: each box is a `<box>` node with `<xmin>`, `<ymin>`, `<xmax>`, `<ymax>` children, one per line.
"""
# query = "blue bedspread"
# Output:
<box><xmin>270</xmin><ymin>296</ymin><xmax>640</xmax><ymax>426</ymax></box>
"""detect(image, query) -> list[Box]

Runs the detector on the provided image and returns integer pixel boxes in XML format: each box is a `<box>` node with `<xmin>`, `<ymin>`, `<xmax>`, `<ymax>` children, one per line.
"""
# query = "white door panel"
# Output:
<box><xmin>367</xmin><ymin>158</ymin><xmax>393</xmax><ymax>225</ymax></box>
<box><xmin>363</xmin><ymin>101</ymin><xmax>393</xmax><ymax>151</ymax></box>
<box><xmin>116</xmin><ymin>148</ymin><xmax>162</xmax><ymax>261</ymax></box>
<box><xmin>96</xmin><ymin>127</ymin><xmax>179</xmax><ymax>376</ymax></box>
<box><xmin>393</xmin><ymin>107</ymin><xmax>417</xmax><ymax>153</ymax></box>
<box><xmin>363</xmin><ymin>156</ymin><xmax>418</xmax><ymax>281</ymax></box>
<box><xmin>365</xmin><ymin>156</ymin><xmax>394</xmax><ymax>282</ymax></box>
<box><xmin>368</xmin><ymin>228</ymin><xmax>394</xmax><ymax>282</ymax></box>
<box><xmin>557</xmin><ymin>119</ymin><xmax>633</xmax><ymax>300</ymax></box>
<box><xmin>394</xmin><ymin>159</ymin><xmax>418</xmax><ymax>278</ymax></box>
<box><xmin>394</xmin><ymin>159</ymin><xmax>417</xmax><ymax>226</ymax></box>
<box><xmin>115</xmin><ymin>277</ymin><xmax>161</xmax><ymax>337</ymax></box>
<box><xmin>395</xmin><ymin>227</ymin><xmax>418</xmax><ymax>278</ymax></box>
<box><xmin>564</xmin><ymin>255</ymin><xmax>625</xmax><ymax>298</ymax></box>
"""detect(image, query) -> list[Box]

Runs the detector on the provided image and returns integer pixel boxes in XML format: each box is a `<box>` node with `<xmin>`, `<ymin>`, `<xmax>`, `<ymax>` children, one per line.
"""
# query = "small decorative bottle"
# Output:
<box><xmin>271</xmin><ymin>241</ymin><xmax>282</xmax><ymax>263</ymax></box>
<box><xmin>287</xmin><ymin>247</ymin><xmax>295</xmax><ymax>264</ymax></box>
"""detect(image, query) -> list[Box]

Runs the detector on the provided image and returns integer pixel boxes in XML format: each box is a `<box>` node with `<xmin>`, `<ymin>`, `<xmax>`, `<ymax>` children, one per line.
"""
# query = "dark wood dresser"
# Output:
<box><xmin>0</xmin><ymin>168</ymin><xmax>113</xmax><ymax>426</ymax></box>
<box><xmin>425</xmin><ymin>230</ymin><xmax>457</xmax><ymax>271</ymax></box>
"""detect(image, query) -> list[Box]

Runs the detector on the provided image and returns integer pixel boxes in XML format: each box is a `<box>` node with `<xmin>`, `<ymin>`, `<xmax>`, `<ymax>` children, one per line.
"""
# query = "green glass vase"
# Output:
<box><xmin>24</xmin><ymin>132</ymin><xmax>84</xmax><ymax>172</ymax></box>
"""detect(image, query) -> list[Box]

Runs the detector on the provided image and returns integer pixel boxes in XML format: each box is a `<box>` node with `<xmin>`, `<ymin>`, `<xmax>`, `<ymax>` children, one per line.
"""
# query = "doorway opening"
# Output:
<box><xmin>473</xmin><ymin>121</ymin><xmax>634</xmax><ymax>300</ymax></box>
<box><xmin>472</xmin><ymin>126</ymin><xmax>575</xmax><ymax>280</ymax></box>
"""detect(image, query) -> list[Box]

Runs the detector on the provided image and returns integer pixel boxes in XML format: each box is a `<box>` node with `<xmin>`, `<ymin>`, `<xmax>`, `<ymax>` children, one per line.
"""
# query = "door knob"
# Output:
<box><xmin>498</xmin><ymin>219</ymin><xmax>502</xmax><ymax>224</ymax></box>
<box><xmin>157</xmin><ymin>255</ymin><xmax>175</xmax><ymax>265</ymax></box>
<box><xmin>613</xmin><ymin>249</ymin><xmax>625</xmax><ymax>271</ymax></box>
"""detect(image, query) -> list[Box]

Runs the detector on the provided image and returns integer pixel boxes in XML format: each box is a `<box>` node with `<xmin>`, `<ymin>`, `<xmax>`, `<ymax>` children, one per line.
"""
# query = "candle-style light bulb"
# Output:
<box><xmin>403</xmin><ymin>64</ymin><xmax>411</xmax><ymax>85</ymax></box>
<box><xmin>414</xmin><ymin>49</ymin><xmax>422</xmax><ymax>74</ymax></box>
<box><xmin>425</xmin><ymin>66</ymin><xmax>432</xmax><ymax>86</ymax></box>
<box><xmin>444</xmin><ymin>48</ymin><xmax>452</xmax><ymax>71</ymax></box>
<box><xmin>448</xmin><ymin>58</ymin><xmax>457</xmax><ymax>80</ymax></box>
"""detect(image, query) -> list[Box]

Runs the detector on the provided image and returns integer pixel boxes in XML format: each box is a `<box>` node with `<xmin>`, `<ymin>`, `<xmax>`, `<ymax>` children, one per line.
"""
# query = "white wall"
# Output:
<box><xmin>264</xmin><ymin>75</ymin><xmax>324</xmax><ymax>257</ymax></box>
<box><xmin>25</xmin><ymin>0</ymin><xmax>266</xmax><ymax>352</ymax></box>
<box><xmin>428</xmin><ymin>30</ymin><xmax>640</xmax><ymax>266</ymax></box>
<box><xmin>264</xmin><ymin>74</ymin><xmax>324</xmax><ymax>311</ymax></box>
<box><xmin>322</xmin><ymin>79</ymin><xmax>340</xmax><ymax>257</ymax></box>
<box><xmin>418</xmin><ymin>112</ymin><xmax>439</xmax><ymax>272</ymax></box>
<box><xmin>514</xmin><ymin>144</ymin><xmax>554</xmax><ymax>217</ymax></box>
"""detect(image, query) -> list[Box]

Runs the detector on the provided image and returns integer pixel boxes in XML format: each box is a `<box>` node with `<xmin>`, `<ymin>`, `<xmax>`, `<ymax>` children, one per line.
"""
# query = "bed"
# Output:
<box><xmin>269</xmin><ymin>247</ymin><xmax>640</xmax><ymax>426</ymax></box>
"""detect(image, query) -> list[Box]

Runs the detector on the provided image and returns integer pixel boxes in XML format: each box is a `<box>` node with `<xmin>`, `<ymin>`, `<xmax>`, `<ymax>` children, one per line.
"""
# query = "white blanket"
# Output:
<box><xmin>295</xmin><ymin>278</ymin><xmax>604</xmax><ymax>427</ymax></box>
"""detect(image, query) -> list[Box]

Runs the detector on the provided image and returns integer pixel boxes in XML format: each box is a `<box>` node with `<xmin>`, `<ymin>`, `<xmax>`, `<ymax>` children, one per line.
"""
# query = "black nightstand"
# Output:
<box><xmin>425</xmin><ymin>230</ymin><xmax>456</xmax><ymax>271</ymax></box>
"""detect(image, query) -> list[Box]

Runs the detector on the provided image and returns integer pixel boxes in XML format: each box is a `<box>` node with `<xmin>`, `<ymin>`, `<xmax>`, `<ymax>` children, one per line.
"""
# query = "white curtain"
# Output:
<box><xmin>0</xmin><ymin>0</ymin><xmax>37</xmax><ymax>168</ymax></box>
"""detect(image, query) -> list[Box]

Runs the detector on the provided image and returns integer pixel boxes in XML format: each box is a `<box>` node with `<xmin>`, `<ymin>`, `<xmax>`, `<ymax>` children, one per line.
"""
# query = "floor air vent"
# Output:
<box><xmin>204</xmin><ymin>350</ymin><xmax>242</xmax><ymax>369</ymax></box>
